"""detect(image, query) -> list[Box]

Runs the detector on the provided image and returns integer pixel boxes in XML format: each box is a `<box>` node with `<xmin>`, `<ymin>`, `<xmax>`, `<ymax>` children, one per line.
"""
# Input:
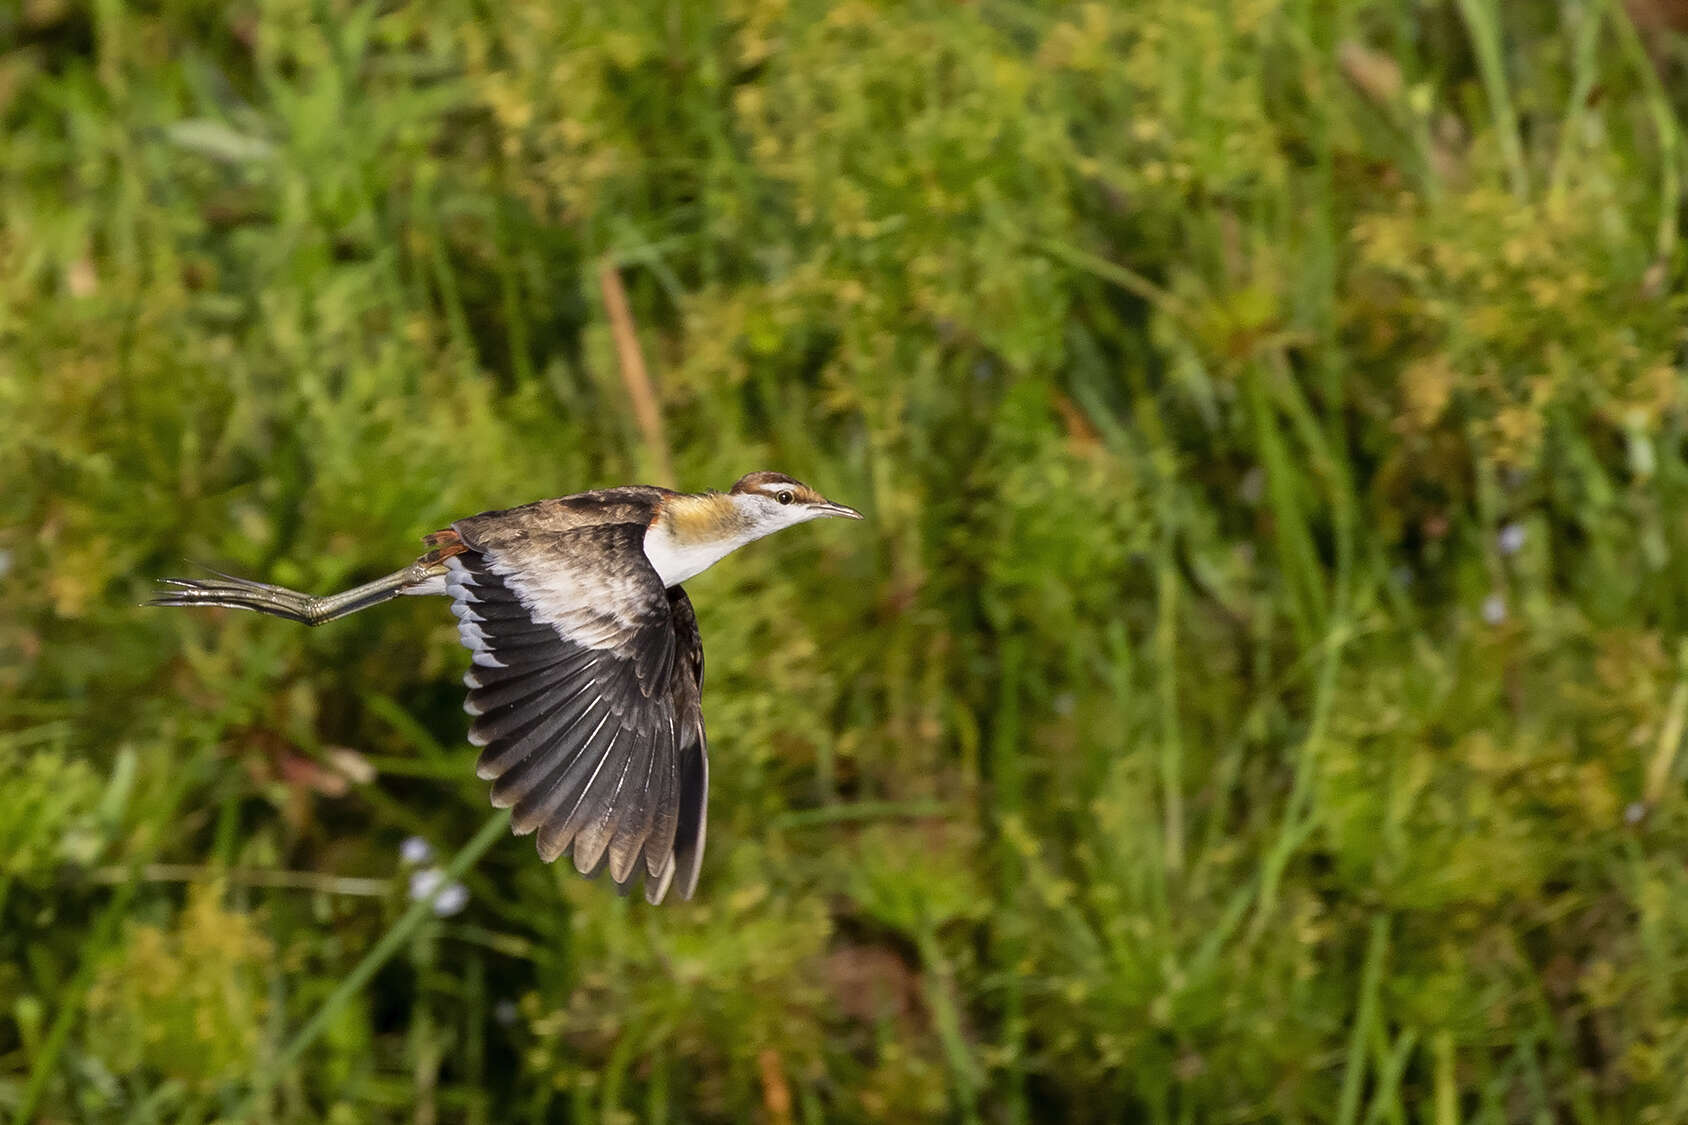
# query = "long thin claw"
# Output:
<box><xmin>145</xmin><ymin>574</ymin><xmax>317</xmax><ymax>624</ymax></box>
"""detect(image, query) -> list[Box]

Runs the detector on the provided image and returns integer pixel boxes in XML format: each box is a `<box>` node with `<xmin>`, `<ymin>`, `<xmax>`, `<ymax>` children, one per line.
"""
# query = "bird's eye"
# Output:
<box><xmin>776</xmin><ymin>490</ymin><xmax>794</xmax><ymax>505</ymax></box>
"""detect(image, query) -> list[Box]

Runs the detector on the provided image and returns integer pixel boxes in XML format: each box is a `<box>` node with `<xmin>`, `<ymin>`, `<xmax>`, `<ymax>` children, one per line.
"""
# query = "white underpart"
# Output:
<box><xmin>642</xmin><ymin>520</ymin><xmax>763</xmax><ymax>587</ymax></box>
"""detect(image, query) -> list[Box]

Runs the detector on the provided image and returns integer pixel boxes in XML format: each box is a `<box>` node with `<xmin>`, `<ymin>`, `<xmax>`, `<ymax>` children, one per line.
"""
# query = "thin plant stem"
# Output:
<box><xmin>229</xmin><ymin>811</ymin><xmax>511</xmax><ymax>1121</ymax></box>
<box><xmin>1456</xmin><ymin>0</ymin><xmax>1531</xmax><ymax>198</ymax></box>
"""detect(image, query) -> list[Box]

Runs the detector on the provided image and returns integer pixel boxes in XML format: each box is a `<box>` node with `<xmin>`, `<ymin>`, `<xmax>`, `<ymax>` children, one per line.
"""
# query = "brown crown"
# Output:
<box><xmin>729</xmin><ymin>471</ymin><xmax>810</xmax><ymax>497</ymax></box>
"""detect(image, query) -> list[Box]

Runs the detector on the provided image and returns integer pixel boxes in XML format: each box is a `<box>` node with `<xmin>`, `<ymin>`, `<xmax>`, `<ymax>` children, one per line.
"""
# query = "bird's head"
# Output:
<box><xmin>649</xmin><ymin>473</ymin><xmax>863</xmax><ymax>586</ymax></box>
<box><xmin>725</xmin><ymin>471</ymin><xmax>863</xmax><ymax>533</ymax></box>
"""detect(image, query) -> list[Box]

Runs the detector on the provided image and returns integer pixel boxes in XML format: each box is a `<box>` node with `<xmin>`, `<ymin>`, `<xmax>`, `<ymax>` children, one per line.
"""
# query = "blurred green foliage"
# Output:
<box><xmin>4</xmin><ymin>0</ymin><xmax>1688</xmax><ymax>1119</ymax></box>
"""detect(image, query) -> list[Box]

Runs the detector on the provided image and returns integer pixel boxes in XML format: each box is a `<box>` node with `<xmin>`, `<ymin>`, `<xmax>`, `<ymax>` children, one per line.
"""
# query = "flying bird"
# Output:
<box><xmin>149</xmin><ymin>472</ymin><xmax>862</xmax><ymax>904</ymax></box>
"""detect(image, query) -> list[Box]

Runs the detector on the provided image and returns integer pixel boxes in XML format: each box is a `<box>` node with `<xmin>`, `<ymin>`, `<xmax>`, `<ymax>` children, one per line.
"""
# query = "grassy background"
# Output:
<box><xmin>5</xmin><ymin>0</ymin><xmax>1688</xmax><ymax>1119</ymax></box>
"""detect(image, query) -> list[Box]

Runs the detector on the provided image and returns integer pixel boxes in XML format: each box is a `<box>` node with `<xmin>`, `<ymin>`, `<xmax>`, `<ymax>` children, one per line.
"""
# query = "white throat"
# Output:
<box><xmin>642</xmin><ymin>520</ymin><xmax>760</xmax><ymax>588</ymax></box>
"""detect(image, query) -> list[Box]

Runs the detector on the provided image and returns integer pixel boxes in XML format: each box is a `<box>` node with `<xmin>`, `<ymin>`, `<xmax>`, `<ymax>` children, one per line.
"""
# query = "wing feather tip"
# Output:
<box><xmin>646</xmin><ymin>856</ymin><xmax>677</xmax><ymax>905</ymax></box>
<box><xmin>572</xmin><ymin>840</ymin><xmax>608</xmax><ymax>878</ymax></box>
<box><xmin>608</xmin><ymin>820</ymin><xmax>651</xmax><ymax>886</ymax></box>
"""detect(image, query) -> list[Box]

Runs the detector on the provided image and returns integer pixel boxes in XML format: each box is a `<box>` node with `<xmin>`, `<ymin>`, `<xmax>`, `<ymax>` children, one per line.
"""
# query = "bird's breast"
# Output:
<box><xmin>642</xmin><ymin>521</ymin><xmax>745</xmax><ymax>587</ymax></box>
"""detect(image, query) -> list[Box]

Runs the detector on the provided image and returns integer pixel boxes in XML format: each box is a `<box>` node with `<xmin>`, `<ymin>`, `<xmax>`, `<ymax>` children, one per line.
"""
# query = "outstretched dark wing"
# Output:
<box><xmin>444</xmin><ymin>523</ymin><xmax>709</xmax><ymax>903</ymax></box>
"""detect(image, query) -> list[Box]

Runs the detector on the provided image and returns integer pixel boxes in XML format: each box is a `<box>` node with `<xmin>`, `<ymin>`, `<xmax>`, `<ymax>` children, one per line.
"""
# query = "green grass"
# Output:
<box><xmin>4</xmin><ymin>0</ymin><xmax>1688</xmax><ymax>1119</ymax></box>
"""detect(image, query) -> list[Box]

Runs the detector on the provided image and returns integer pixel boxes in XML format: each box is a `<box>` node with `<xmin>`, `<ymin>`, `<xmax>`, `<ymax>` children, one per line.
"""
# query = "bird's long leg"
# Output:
<box><xmin>147</xmin><ymin>561</ymin><xmax>446</xmax><ymax>626</ymax></box>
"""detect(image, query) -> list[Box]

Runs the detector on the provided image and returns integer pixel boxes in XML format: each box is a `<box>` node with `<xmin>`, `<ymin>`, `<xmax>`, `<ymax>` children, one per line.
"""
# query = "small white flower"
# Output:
<box><xmin>494</xmin><ymin>999</ymin><xmax>520</xmax><ymax>1026</ymax></box>
<box><xmin>409</xmin><ymin>867</ymin><xmax>445</xmax><ymax>901</ymax></box>
<box><xmin>1498</xmin><ymin>523</ymin><xmax>1526</xmax><ymax>556</ymax></box>
<box><xmin>1481</xmin><ymin>593</ymin><xmax>1507</xmax><ymax>626</ymax></box>
<box><xmin>431</xmin><ymin>882</ymin><xmax>469</xmax><ymax>917</ymax></box>
<box><xmin>408</xmin><ymin>866</ymin><xmax>469</xmax><ymax>917</ymax></box>
<box><xmin>1625</xmin><ymin>802</ymin><xmax>1648</xmax><ymax>826</ymax></box>
<box><xmin>399</xmin><ymin>836</ymin><xmax>434</xmax><ymax>866</ymax></box>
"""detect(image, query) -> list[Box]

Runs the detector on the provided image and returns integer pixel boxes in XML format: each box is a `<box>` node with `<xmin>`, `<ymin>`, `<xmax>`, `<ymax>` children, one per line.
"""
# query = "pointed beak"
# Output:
<box><xmin>813</xmin><ymin>500</ymin><xmax>864</xmax><ymax>520</ymax></box>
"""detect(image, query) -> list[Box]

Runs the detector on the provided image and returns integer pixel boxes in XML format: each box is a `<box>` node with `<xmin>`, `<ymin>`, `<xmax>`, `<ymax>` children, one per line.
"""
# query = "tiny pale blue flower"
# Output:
<box><xmin>409</xmin><ymin>867</ymin><xmax>444</xmax><ymax>902</ymax></box>
<box><xmin>400</xmin><ymin>836</ymin><xmax>434</xmax><ymax>866</ymax></box>
<box><xmin>407</xmin><ymin>867</ymin><xmax>469</xmax><ymax>916</ymax></box>
<box><xmin>431</xmin><ymin>882</ymin><xmax>469</xmax><ymax>917</ymax></box>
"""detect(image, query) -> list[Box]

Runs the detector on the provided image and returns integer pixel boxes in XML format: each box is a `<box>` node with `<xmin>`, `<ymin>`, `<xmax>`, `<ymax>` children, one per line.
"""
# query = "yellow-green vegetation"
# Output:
<box><xmin>4</xmin><ymin>0</ymin><xmax>1688</xmax><ymax>1119</ymax></box>
<box><xmin>84</xmin><ymin>883</ymin><xmax>275</xmax><ymax>1093</ymax></box>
